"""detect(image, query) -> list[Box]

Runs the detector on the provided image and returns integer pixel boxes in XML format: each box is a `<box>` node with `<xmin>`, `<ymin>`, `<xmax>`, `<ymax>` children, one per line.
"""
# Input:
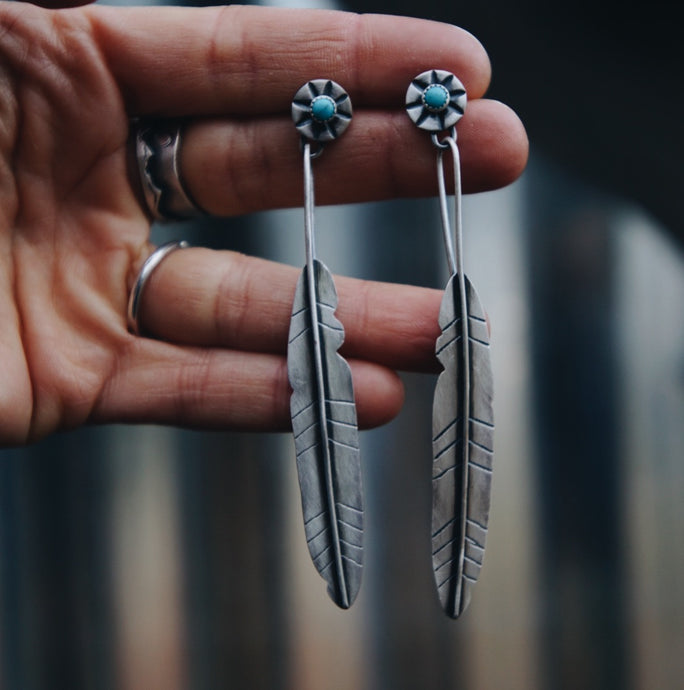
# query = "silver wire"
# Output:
<box><xmin>431</xmin><ymin>126</ymin><xmax>457</xmax><ymax>150</ymax></box>
<box><xmin>303</xmin><ymin>140</ymin><xmax>317</xmax><ymax>269</ymax></box>
<box><xmin>435</xmin><ymin>134</ymin><xmax>463</xmax><ymax>279</ymax></box>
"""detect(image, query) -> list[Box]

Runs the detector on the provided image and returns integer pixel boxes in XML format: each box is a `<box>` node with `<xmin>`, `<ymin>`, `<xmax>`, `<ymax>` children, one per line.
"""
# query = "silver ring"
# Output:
<box><xmin>134</xmin><ymin>120</ymin><xmax>204</xmax><ymax>221</ymax></box>
<box><xmin>127</xmin><ymin>241</ymin><xmax>189</xmax><ymax>336</ymax></box>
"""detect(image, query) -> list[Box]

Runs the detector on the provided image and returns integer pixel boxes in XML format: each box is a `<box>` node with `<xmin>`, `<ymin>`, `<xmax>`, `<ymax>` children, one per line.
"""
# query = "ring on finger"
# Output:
<box><xmin>133</xmin><ymin>119</ymin><xmax>205</xmax><ymax>221</ymax></box>
<box><xmin>127</xmin><ymin>240</ymin><xmax>190</xmax><ymax>336</ymax></box>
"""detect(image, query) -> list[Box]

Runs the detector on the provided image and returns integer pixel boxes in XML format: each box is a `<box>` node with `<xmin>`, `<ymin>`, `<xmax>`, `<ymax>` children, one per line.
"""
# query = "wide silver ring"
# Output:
<box><xmin>134</xmin><ymin>120</ymin><xmax>204</xmax><ymax>221</ymax></box>
<box><xmin>127</xmin><ymin>241</ymin><xmax>189</xmax><ymax>336</ymax></box>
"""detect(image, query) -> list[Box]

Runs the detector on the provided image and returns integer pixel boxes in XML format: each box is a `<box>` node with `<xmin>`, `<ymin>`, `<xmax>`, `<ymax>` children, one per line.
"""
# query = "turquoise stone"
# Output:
<box><xmin>311</xmin><ymin>96</ymin><xmax>336</xmax><ymax>122</ymax></box>
<box><xmin>424</xmin><ymin>84</ymin><xmax>449</xmax><ymax>111</ymax></box>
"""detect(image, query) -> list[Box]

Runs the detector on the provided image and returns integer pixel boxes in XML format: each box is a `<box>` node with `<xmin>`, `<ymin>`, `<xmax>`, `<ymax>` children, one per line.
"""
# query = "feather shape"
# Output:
<box><xmin>287</xmin><ymin>258</ymin><xmax>363</xmax><ymax>609</ymax></box>
<box><xmin>431</xmin><ymin>273</ymin><xmax>494</xmax><ymax>618</ymax></box>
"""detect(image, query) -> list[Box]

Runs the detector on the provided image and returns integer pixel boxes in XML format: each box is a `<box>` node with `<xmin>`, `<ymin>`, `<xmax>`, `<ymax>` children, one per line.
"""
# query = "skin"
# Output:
<box><xmin>0</xmin><ymin>2</ymin><xmax>528</xmax><ymax>445</ymax></box>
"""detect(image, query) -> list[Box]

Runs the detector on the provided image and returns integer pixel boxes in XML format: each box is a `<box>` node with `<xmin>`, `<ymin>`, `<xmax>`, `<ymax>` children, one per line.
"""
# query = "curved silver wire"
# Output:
<box><xmin>300</xmin><ymin>136</ymin><xmax>325</xmax><ymax>160</ymax></box>
<box><xmin>435</xmin><ymin>134</ymin><xmax>463</xmax><ymax>279</ymax></box>
<box><xmin>431</xmin><ymin>126</ymin><xmax>457</xmax><ymax>151</ymax></box>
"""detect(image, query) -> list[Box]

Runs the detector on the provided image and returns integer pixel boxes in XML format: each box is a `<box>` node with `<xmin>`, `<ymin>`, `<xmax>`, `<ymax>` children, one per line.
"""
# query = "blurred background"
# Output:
<box><xmin>1</xmin><ymin>1</ymin><xmax>682</xmax><ymax>689</ymax></box>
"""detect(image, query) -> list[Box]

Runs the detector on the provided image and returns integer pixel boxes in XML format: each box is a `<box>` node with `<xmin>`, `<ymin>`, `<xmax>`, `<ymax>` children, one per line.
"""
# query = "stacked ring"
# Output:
<box><xmin>133</xmin><ymin>120</ymin><xmax>204</xmax><ymax>222</ymax></box>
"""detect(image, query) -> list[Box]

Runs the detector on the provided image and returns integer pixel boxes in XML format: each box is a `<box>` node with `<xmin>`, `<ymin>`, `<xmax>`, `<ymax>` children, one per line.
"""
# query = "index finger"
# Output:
<box><xmin>89</xmin><ymin>5</ymin><xmax>492</xmax><ymax>116</ymax></box>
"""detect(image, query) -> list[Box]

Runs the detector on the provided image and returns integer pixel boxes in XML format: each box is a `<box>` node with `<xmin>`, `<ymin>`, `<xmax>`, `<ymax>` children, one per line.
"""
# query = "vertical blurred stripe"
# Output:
<box><xmin>174</xmin><ymin>430</ymin><xmax>289</xmax><ymax>690</ymax></box>
<box><xmin>0</xmin><ymin>431</ymin><xmax>117</xmax><ymax>690</ymax></box>
<box><xmin>461</xmin><ymin>180</ymin><xmax>540</xmax><ymax>690</ymax></box>
<box><xmin>616</xmin><ymin>216</ymin><xmax>684</xmax><ymax>690</ymax></box>
<box><xmin>527</xmin><ymin>158</ymin><xmax>629</xmax><ymax>690</ymax></box>
<box><xmin>105</xmin><ymin>427</ymin><xmax>187</xmax><ymax>690</ymax></box>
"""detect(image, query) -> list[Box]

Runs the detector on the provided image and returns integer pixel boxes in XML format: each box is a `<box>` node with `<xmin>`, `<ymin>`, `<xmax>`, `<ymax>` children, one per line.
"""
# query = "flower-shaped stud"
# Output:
<box><xmin>292</xmin><ymin>79</ymin><xmax>353</xmax><ymax>143</ymax></box>
<box><xmin>405</xmin><ymin>70</ymin><xmax>467</xmax><ymax>132</ymax></box>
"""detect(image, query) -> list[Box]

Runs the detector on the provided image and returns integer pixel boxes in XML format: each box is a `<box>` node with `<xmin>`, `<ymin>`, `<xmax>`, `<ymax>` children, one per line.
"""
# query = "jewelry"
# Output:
<box><xmin>406</xmin><ymin>70</ymin><xmax>494</xmax><ymax>618</ymax></box>
<box><xmin>133</xmin><ymin>120</ymin><xmax>204</xmax><ymax>221</ymax></box>
<box><xmin>127</xmin><ymin>240</ymin><xmax>189</xmax><ymax>336</ymax></box>
<box><xmin>288</xmin><ymin>80</ymin><xmax>362</xmax><ymax>609</ymax></box>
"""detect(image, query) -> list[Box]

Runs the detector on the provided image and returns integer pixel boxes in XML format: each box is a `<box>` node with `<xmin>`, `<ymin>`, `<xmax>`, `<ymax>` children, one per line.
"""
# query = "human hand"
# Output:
<box><xmin>0</xmin><ymin>2</ymin><xmax>527</xmax><ymax>445</ymax></box>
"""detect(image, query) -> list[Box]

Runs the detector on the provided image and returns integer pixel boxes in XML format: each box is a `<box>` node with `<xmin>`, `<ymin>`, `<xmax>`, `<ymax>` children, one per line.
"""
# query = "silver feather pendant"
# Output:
<box><xmin>288</xmin><ymin>80</ymin><xmax>362</xmax><ymax>609</ymax></box>
<box><xmin>407</xmin><ymin>70</ymin><xmax>495</xmax><ymax>618</ymax></box>
<box><xmin>432</xmin><ymin>274</ymin><xmax>494</xmax><ymax>617</ymax></box>
<box><xmin>288</xmin><ymin>259</ymin><xmax>363</xmax><ymax>608</ymax></box>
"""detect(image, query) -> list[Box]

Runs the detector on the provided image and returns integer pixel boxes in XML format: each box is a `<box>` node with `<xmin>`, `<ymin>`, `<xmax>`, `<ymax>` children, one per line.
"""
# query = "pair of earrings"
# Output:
<box><xmin>287</xmin><ymin>71</ymin><xmax>494</xmax><ymax>619</ymax></box>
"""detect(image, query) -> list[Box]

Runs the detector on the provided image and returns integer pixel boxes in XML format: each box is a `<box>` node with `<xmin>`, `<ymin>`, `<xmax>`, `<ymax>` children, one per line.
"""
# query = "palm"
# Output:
<box><xmin>1</xmin><ymin>9</ymin><xmax>150</xmax><ymax>441</ymax></box>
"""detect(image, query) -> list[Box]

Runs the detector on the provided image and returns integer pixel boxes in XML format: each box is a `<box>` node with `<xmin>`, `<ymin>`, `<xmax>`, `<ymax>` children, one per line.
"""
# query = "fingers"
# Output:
<box><xmin>107</xmin><ymin>244</ymin><xmax>438</xmax><ymax>432</ymax></box>
<box><xmin>93</xmin><ymin>339</ymin><xmax>405</xmax><ymax>432</ymax></box>
<box><xmin>180</xmin><ymin>100</ymin><xmax>528</xmax><ymax>216</ymax></box>
<box><xmin>130</xmin><ymin>248</ymin><xmax>442</xmax><ymax>375</ymax></box>
<box><xmin>89</xmin><ymin>6</ymin><xmax>492</xmax><ymax>115</ymax></box>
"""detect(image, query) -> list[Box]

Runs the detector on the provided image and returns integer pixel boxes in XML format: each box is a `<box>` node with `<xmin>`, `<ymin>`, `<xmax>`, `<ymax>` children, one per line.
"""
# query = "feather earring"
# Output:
<box><xmin>287</xmin><ymin>79</ymin><xmax>363</xmax><ymax>609</ymax></box>
<box><xmin>406</xmin><ymin>70</ymin><xmax>495</xmax><ymax>618</ymax></box>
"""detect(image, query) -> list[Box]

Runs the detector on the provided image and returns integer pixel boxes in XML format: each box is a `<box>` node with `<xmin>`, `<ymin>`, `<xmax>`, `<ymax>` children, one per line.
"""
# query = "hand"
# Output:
<box><xmin>0</xmin><ymin>2</ymin><xmax>528</xmax><ymax>445</ymax></box>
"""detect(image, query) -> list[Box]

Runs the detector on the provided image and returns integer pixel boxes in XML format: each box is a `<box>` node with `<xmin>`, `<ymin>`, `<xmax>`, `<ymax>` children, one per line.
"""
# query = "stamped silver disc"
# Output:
<box><xmin>292</xmin><ymin>79</ymin><xmax>353</xmax><ymax>143</ymax></box>
<box><xmin>405</xmin><ymin>70</ymin><xmax>467</xmax><ymax>132</ymax></box>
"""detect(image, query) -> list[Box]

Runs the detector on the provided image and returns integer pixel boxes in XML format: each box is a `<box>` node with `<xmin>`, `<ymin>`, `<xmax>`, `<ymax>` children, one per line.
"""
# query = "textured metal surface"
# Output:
<box><xmin>288</xmin><ymin>259</ymin><xmax>363</xmax><ymax>609</ymax></box>
<box><xmin>291</xmin><ymin>79</ymin><xmax>353</xmax><ymax>143</ymax></box>
<box><xmin>405</xmin><ymin>70</ymin><xmax>466</xmax><ymax>133</ymax></box>
<box><xmin>431</xmin><ymin>274</ymin><xmax>494</xmax><ymax>618</ymax></box>
<box><xmin>134</xmin><ymin>121</ymin><xmax>203</xmax><ymax>221</ymax></box>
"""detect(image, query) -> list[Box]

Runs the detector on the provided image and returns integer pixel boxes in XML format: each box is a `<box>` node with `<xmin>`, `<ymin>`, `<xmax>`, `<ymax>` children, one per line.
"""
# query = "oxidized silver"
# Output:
<box><xmin>406</xmin><ymin>71</ymin><xmax>494</xmax><ymax>619</ymax></box>
<box><xmin>134</xmin><ymin>121</ymin><xmax>204</xmax><ymax>221</ymax></box>
<box><xmin>431</xmin><ymin>271</ymin><xmax>494</xmax><ymax>618</ymax></box>
<box><xmin>288</xmin><ymin>259</ymin><xmax>363</xmax><ymax>609</ymax></box>
<box><xmin>288</xmin><ymin>81</ymin><xmax>362</xmax><ymax>609</ymax></box>
<box><xmin>405</xmin><ymin>69</ymin><xmax>467</xmax><ymax>133</ymax></box>
<box><xmin>127</xmin><ymin>240</ymin><xmax>189</xmax><ymax>336</ymax></box>
<box><xmin>291</xmin><ymin>79</ymin><xmax>353</xmax><ymax>143</ymax></box>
